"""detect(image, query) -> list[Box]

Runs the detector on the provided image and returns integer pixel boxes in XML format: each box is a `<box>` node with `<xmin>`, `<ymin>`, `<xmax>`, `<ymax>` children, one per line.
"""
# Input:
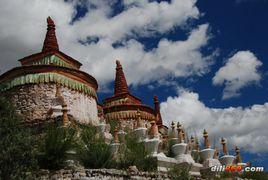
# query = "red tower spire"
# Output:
<box><xmin>42</xmin><ymin>16</ymin><xmax>59</xmax><ymax>52</ymax></box>
<box><xmin>114</xmin><ymin>60</ymin><xmax>129</xmax><ymax>96</ymax></box>
<box><xmin>154</xmin><ymin>95</ymin><xmax>163</xmax><ymax>126</ymax></box>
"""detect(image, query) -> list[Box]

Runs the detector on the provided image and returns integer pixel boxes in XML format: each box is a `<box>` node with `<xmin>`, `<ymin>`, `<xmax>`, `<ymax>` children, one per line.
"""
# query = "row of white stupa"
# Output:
<box><xmin>95</xmin><ymin>113</ymin><xmax>247</xmax><ymax>174</ymax></box>
<box><xmin>49</xmin><ymin>95</ymin><xmax>247</xmax><ymax>175</ymax></box>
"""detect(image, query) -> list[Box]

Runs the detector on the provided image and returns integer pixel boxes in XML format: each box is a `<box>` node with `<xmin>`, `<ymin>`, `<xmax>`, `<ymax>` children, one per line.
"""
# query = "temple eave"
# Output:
<box><xmin>104</xmin><ymin>106</ymin><xmax>156</xmax><ymax>121</ymax></box>
<box><xmin>103</xmin><ymin>104</ymin><xmax>155</xmax><ymax>115</ymax></box>
<box><xmin>103</xmin><ymin>92</ymin><xmax>141</xmax><ymax>104</ymax></box>
<box><xmin>18</xmin><ymin>51</ymin><xmax>83</xmax><ymax>69</ymax></box>
<box><xmin>0</xmin><ymin>65</ymin><xmax>98</xmax><ymax>96</ymax></box>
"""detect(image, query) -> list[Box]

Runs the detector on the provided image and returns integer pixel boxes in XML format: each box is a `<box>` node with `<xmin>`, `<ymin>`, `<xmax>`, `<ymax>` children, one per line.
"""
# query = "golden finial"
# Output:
<box><xmin>203</xmin><ymin>129</ymin><xmax>210</xmax><ymax>149</ymax></box>
<box><xmin>181</xmin><ymin>129</ymin><xmax>185</xmax><ymax>142</ymax></box>
<box><xmin>177</xmin><ymin>122</ymin><xmax>183</xmax><ymax>143</ymax></box>
<box><xmin>221</xmin><ymin>138</ymin><xmax>228</xmax><ymax>155</ymax></box>
<box><xmin>203</xmin><ymin>129</ymin><xmax>208</xmax><ymax>137</ymax></box>
<box><xmin>170</xmin><ymin>121</ymin><xmax>176</xmax><ymax>138</ymax></box>
<box><xmin>171</xmin><ymin>121</ymin><xmax>175</xmax><ymax>129</ymax></box>
<box><xmin>177</xmin><ymin>121</ymin><xmax>182</xmax><ymax>129</ymax></box>
<box><xmin>235</xmin><ymin>146</ymin><xmax>240</xmax><ymax>153</ymax></box>
<box><xmin>235</xmin><ymin>146</ymin><xmax>242</xmax><ymax>164</ymax></box>
<box><xmin>190</xmin><ymin>135</ymin><xmax>194</xmax><ymax>143</ymax></box>
<box><xmin>136</xmin><ymin>109</ymin><xmax>144</xmax><ymax>128</ymax></box>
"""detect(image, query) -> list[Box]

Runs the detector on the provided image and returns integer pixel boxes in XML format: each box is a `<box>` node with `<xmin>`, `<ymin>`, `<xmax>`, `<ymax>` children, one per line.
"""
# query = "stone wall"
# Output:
<box><xmin>34</xmin><ymin>169</ymin><xmax>170</xmax><ymax>180</ymax></box>
<box><xmin>5</xmin><ymin>83</ymin><xmax>99</xmax><ymax>125</ymax></box>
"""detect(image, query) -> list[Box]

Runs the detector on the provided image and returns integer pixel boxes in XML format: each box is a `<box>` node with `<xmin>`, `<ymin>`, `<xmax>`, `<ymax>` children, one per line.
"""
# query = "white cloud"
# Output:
<box><xmin>160</xmin><ymin>91</ymin><xmax>268</xmax><ymax>153</ymax></box>
<box><xmin>72</xmin><ymin>0</ymin><xmax>200</xmax><ymax>42</ymax></box>
<box><xmin>0</xmin><ymin>0</ymin><xmax>74</xmax><ymax>73</ymax></box>
<box><xmin>0</xmin><ymin>0</ymin><xmax>215</xmax><ymax>90</ymax></box>
<box><xmin>213</xmin><ymin>51</ymin><xmax>262</xmax><ymax>99</ymax></box>
<box><xmin>81</xmin><ymin>24</ymin><xmax>213</xmax><ymax>87</ymax></box>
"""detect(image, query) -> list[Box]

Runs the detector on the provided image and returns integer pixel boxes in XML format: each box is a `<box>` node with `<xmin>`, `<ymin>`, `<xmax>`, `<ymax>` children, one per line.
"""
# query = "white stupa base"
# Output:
<box><xmin>190</xmin><ymin>162</ymin><xmax>203</xmax><ymax>177</ymax></box>
<box><xmin>152</xmin><ymin>152</ymin><xmax>167</xmax><ymax>158</ymax></box>
<box><xmin>176</xmin><ymin>154</ymin><xmax>195</xmax><ymax>164</ymax></box>
<box><xmin>151</xmin><ymin>155</ymin><xmax>202</xmax><ymax>177</ymax></box>
<box><xmin>153</xmin><ymin>155</ymin><xmax>178</xmax><ymax>172</ymax></box>
<box><xmin>219</xmin><ymin>155</ymin><xmax>235</xmax><ymax>165</ymax></box>
<box><xmin>144</xmin><ymin>138</ymin><xmax>161</xmax><ymax>155</ymax></box>
<box><xmin>203</xmin><ymin>158</ymin><xmax>221</xmax><ymax>168</ymax></box>
<box><xmin>192</xmin><ymin>162</ymin><xmax>203</xmax><ymax>171</ymax></box>
<box><xmin>171</xmin><ymin>143</ymin><xmax>187</xmax><ymax>157</ymax></box>
<box><xmin>133</xmin><ymin>127</ymin><xmax>147</xmax><ymax>142</ymax></box>
<box><xmin>200</xmin><ymin>148</ymin><xmax>215</xmax><ymax>161</ymax></box>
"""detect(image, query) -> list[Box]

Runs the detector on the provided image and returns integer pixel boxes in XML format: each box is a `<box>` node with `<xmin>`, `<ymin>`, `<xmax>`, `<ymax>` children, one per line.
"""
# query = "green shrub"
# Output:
<box><xmin>0</xmin><ymin>97</ymin><xmax>38</xmax><ymax>179</ymax></box>
<box><xmin>117</xmin><ymin>134</ymin><xmax>157</xmax><ymax>172</ymax></box>
<box><xmin>37</xmin><ymin>124</ymin><xmax>77</xmax><ymax>170</ymax></box>
<box><xmin>168</xmin><ymin>164</ymin><xmax>192</xmax><ymax>180</ymax></box>
<box><xmin>240</xmin><ymin>171</ymin><xmax>268</xmax><ymax>180</ymax></box>
<box><xmin>108</xmin><ymin>119</ymin><xmax>118</xmax><ymax>134</ymax></box>
<box><xmin>76</xmin><ymin>125</ymin><xmax>113</xmax><ymax>168</ymax></box>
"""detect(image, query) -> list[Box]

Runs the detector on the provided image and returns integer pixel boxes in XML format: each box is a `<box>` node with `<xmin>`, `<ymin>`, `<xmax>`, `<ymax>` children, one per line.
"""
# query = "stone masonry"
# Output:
<box><xmin>6</xmin><ymin>83</ymin><xmax>98</xmax><ymax>125</ymax></box>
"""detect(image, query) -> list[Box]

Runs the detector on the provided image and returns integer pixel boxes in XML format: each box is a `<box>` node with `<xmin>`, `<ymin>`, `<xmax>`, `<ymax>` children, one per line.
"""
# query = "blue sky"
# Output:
<box><xmin>0</xmin><ymin>0</ymin><xmax>267</xmax><ymax>169</ymax></box>
<box><xmin>98</xmin><ymin>0</ymin><xmax>268</xmax><ymax>108</ymax></box>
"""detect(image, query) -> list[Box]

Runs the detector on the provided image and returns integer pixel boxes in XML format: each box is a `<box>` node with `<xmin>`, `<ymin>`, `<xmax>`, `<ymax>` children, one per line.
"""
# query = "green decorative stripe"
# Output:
<box><xmin>0</xmin><ymin>73</ymin><xmax>97</xmax><ymax>98</ymax></box>
<box><xmin>30</xmin><ymin>55</ymin><xmax>73</xmax><ymax>68</ymax></box>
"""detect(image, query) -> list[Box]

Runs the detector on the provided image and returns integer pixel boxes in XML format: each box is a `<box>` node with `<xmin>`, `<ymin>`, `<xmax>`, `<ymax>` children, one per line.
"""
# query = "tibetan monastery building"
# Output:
<box><xmin>102</xmin><ymin>60</ymin><xmax>167</xmax><ymax>133</ymax></box>
<box><xmin>0</xmin><ymin>17</ymin><xmax>99</xmax><ymax>125</ymax></box>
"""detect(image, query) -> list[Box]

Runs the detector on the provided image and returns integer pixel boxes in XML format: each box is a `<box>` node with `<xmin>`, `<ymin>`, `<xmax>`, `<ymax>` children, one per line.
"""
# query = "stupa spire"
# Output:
<box><xmin>42</xmin><ymin>16</ymin><xmax>59</xmax><ymax>52</ymax></box>
<box><xmin>177</xmin><ymin>122</ymin><xmax>183</xmax><ymax>143</ymax></box>
<box><xmin>203</xmin><ymin>129</ymin><xmax>210</xmax><ymax>149</ymax></box>
<box><xmin>170</xmin><ymin>121</ymin><xmax>176</xmax><ymax>138</ymax></box>
<box><xmin>221</xmin><ymin>137</ymin><xmax>228</xmax><ymax>155</ymax></box>
<box><xmin>154</xmin><ymin>96</ymin><xmax>163</xmax><ymax>126</ymax></box>
<box><xmin>235</xmin><ymin>146</ymin><xmax>242</xmax><ymax>164</ymax></box>
<box><xmin>149</xmin><ymin>121</ymin><xmax>159</xmax><ymax>139</ymax></box>
<box><xmin>114</xmin><ymin>60</ymin><xmax>129</xmax><ymax>95</ymax></box>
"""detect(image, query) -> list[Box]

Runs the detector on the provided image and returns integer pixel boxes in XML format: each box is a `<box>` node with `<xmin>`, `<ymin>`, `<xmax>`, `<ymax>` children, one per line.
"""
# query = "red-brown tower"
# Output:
<box><xmin>42</xmin><ymin>17</ymin><xmax>59</xmax><ymax>52</ymax></box>
<box><xmin>103</xmin><ymin>61</ymin><xmax>156</xmax><ymax>126</ymax></box>
<box><xmin>0</xmin><ymin>17</ymin><xmax>99</xmax><ymax>125</ymax></box>
<box><xmin>102</xmin><ymin>60</ymin><xmax>166</xmax><ymax>134</ymax></box>
<box><xmin>114</xmin><ymin>60</ymin><xmax>129</xmax><ymax>95</ymax></box>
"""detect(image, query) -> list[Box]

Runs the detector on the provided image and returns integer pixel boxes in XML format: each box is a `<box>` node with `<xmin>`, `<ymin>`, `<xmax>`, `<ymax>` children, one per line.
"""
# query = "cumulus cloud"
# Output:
<box><xmin>0</xmin><ymin>0</ymin><xmax>74</xmax><ymax>72</ymax></box>
<box><xmin>84</xmin><ymin>24</ymin><xmax>213</xmax><ymax>86</ymax></box>
<box><xmin>160</xmin><ymin>91</ymin><xmax>268</xmax><ymax>153</ymax></box>
<box><xmin>73</xmin><ymin>0</ymin><xmax>200</xmax><ymax>42</ymax></box>
<box><xmin>213</xmin><ymin>51</ymin><xmax>262</xmax><ymax>99</ymax></box>
<box><xmin>0</xmin><ymin>0</ymin><xmax>214</xmax><ymax>90</ymax></box>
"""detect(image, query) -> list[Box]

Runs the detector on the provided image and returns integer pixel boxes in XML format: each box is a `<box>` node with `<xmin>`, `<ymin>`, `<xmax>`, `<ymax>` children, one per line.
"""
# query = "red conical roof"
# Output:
<box><xmin>114</xmin><ymin>60</ymin><xmax>129</xmax><ymax>95</ymax></box>
<box><xmin>42</xmin><ymin>16</ymin><xmax>59</xmax><ymax>52</ymax></box>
